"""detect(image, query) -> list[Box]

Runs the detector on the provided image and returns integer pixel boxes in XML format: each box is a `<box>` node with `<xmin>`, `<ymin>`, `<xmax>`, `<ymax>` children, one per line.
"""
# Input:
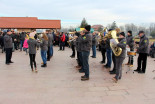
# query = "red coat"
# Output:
<box><xmin>61</xmin><ymin>34</ymin><xmax>65</xmax><ymax>42</ymax></box>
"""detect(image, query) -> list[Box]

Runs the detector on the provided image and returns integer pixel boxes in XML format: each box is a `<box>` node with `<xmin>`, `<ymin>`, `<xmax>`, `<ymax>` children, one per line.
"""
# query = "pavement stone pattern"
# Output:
<box><xmin>0</xmin><ymin>46</ymin><xmax>155</xmax><ymax>104</ymax></box>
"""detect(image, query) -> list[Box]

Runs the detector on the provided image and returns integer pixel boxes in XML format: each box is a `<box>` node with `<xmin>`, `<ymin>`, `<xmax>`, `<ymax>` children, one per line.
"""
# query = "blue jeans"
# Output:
<box><xmin>106</xmin><ymin>49</ymin><xmax>112</xmax><ymax>67</ymax></box>
<box><xmin>92</xmin><ymin>45</ymin><xmax>96</xmax><ymax>57</ymax></box>
<box><xmin>41</xmin><ymin>50</ymin><xmax>47</xmax><ymax>64</ymax></box>
<box><xmin>82</xmin><ymin>51</ymin><xmax>90</xmax><ymax>78</ymax></box>
<box><xmin>50</xmin><ymin>45</ymin><xmax>53</xmax><ymax>56</ymax></box>
<box><xmin>20</xmin><ymin>40</ymin><xmax>24</xmax><ymax>51</ymax></box>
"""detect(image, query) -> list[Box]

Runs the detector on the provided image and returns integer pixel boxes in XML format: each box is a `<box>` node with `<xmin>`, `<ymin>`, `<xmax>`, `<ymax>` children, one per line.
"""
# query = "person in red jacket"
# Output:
<box><xmin>59</xmin><ymin>32</ymin><xmax>65</xmax><ymax>51</ymax></box>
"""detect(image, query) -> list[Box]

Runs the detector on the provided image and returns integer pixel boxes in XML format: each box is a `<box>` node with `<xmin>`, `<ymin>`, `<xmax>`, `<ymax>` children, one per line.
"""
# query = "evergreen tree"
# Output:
<box><xmin>80</xmin><ymin>18</ymin><xmax>88</xmax><ymax>28</ymax></box>
<box><xmin>110</xmin><ymin>21</ymin><xmax>117</xmax><ymax>30</ymax></box>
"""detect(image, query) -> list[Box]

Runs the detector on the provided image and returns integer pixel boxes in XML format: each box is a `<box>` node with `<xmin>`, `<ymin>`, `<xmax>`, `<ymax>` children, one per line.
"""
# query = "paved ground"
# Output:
<box><xmin>0</xmin><ymin>46</ymin><xmax>155</xmax><ymax>104</ymax></box>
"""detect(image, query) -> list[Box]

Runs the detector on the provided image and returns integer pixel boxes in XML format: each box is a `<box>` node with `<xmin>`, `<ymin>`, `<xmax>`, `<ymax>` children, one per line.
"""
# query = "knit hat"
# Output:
<box><xmin>128</xmin><ymin>30</ymin><xmax>132</xmax><ymax>35</ymax></box>
<box><xmin>119</xmin><ymin>32</ymin><xmax>125</xmax><ymax>37</ymax></box>
<box><xmin>138</xmin><ymin>31</ymin><xmax>144</xmax><ymax>35</ymax></box>
<box><xmin>85</xmin><ymin>25</ymin><xmax>91</xmax><ymax>31</ymax></box>
<box><xmin>29</xmin><ymin>32</ymin><xmax>35</xmax><ymax>38</ymax></box>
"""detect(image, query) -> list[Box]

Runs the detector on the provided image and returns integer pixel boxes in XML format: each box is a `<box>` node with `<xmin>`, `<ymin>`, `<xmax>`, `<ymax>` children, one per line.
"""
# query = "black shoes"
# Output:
<box><xmin>134</xmin><ymin>69</ymin><xmax>140</xmax><ymax>72</ymax></box>
<box><xmin>138</xmin><ymin>71</ymin><xmax>145</xmax><ymax>74</ymax></box>
<box><xmin>41</xmin><ymin>64</ymin><xmax>47</xmax><ymax>67</ymax></box>
<box><xmin>91</xmin><ymin>56</ymin><xmax>96</xmax><ymax>58</ymax></box>
<box><xmin>47</xmin><ymin>59</ymin><xmax>50</xmax><ymax>61</ymax></box>
<box><xmin>110</xmin><ymin>71</ymin><xmax>116</xmax><ymax>74</ymax></box>
<box><xmin>70</xmin><ymin>55</ymin><xmax>75</xmax><ymax>58</ymax></box>
<box><xmin>134</xmin><ymin>69</ymin><xmax>145</xmax><ymax>74</ymax></box>
<box><xmin>100</xmin><ymin>61</ymin><xmax>105</xmax><ymax>64</ymax></box>
<box><xmin>81</xmin><ymin>76</ymin><xmax>89</xmax><ymax>81</ymax></box>
<box><xmin>6</xmin><ymin>63</ymin><xmax>10</xmax><ymax>65</ymax></box>
<box><xmin>9</xmin><ymin>61</ymin><xmax>14</xmax><ymax>63</ymax></box>
<box><xmin>104</xmin><ymin>65</ymin><xmax>111</xmax><ymax>68</ymax></box>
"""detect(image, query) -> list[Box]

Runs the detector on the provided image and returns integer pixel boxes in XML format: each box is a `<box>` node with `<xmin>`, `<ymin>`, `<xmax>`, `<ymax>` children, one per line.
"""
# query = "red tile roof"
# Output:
<box><xmin>0</xmin><ymin>17</ymin><xmax>61</xmax><ymax>29</ymax></box>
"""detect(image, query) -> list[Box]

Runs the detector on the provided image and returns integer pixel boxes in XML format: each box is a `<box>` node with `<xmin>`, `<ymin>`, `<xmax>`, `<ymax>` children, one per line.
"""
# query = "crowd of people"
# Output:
<box><xmin>0</xmin><ymin>26</ymin><xmax>155</xmax><ymax>82</ymax></box>
<box><xmin>68</xmin><ymin>25</ymin><xmax>155</xmax><ymax>82</ymax></box>
<box><xmin>0</xmin><ymin>29</ymin><xmax>68</xmax><ymax>71</ymax></box>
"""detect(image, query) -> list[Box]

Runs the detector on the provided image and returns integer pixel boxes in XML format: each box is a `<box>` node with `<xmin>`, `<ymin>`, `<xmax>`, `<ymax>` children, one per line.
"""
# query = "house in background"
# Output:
<box><xmin>91</xmin><ymin>25</ymin><xmax>104</xmax><ymax>32</ymax></box>
<box><xmin>0</xmin><ymin>17</ymin><xmax>61</xmax><ymax>32</ymax></box>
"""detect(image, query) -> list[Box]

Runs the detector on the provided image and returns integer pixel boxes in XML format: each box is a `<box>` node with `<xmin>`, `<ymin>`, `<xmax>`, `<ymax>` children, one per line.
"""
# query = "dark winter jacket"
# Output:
<box><xmin>137</xmin><ymin>35</ymin><xmax>149</xmax><ymax>54</ymax></box>
<box><xmin>116</xmin><ymin>38</ymin><xmax>126</xmax><ymax>58</ymax></box>
<box><xmin>4</xmin><ymin>34</ymin><xmax>13</xmax><ymax>48</ymax></box>
<box><xmin>79</xmin><ymin>32</ymin><xmax>92</xmax><ymax>52</ymax></box>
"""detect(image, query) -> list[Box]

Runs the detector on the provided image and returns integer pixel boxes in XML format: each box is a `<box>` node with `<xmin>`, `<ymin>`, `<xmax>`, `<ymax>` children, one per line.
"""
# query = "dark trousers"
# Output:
<box><xmin>20</xmin><ymin>40</ymin><xmax>24</xmax><ymax>51</ymax></box>
<box><xmin>77</xmin><ymin>51</ymin><xmax>83</xmax><ymax>67</ymax></box>
<box><xmin>101</xmin><ymin>48</ymin><xmax>106</xmax><ymax>63</ymax></box>
<box><xmin>47</xmin><ymin>46</ymin><xmax>51</xmax><ymax>60</ymax></box>
<box><xmin>1</xmin><ymin>45</ymin><xmax>4</xmax><ymax>53</ymax></box>
<box><xmin>115</xmin><ymin>57</ymin><xmax>125</xmax><ymax>80</ymax></box>
<box><xmin>71</xmin><ymin>45</ymin><xmax>75</xmax><ymax>56</ymax></box>
<box><xmin>60</xmin><ymin>42</ymin><xmax>65</xmax><ymax>50</ymax></box>
<box><xmin>112</xmin><ymin>52</ymin><xmax>116</xmax><ymax>71</ymax></box>
<box><xmin>82</xmin><ymin>51</ymin><xmax>90</xmax><ymax>78</ymax></box>
<box><xmin>106</xmin><ymin>49</ymin><xmax>112</xmax><ymax>67</ymax></box>
<box><xmin>5</xmin><ymin>48</ymin><xmax>12</xmax><ymax>63</ymax></box>
<box><xmin>29</xmin><ymin>54</ymin><xmax>36</xmax><ymax>69</ymax></box>
<box><xmin>128</xmin><ymin>48</ymin><xmax>134</xmax><ymax>65</ymax></box>
<box><xmin>137</xmin><ymin>53</ymin><xmax>147</xmax><ymax>73</ymax></box>
<box><xmin>14</xmin><ymin>41</ymin><xmax>19</xmax><ymax>50</ymax></box>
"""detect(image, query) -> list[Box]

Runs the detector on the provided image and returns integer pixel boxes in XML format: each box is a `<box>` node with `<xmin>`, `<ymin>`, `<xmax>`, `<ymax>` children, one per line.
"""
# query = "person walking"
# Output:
<box><xmin>27</xmin><ymin>32</ymin><xmax>38</xmax><ymax>72</ymax></box>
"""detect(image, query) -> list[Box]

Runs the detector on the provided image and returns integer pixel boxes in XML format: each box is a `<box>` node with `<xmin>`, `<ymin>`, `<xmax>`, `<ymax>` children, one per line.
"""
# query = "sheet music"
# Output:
<box><xmin>110</xmin><ymin>39</ymin><xmax>117</xmax><ymax>45</ymax></box>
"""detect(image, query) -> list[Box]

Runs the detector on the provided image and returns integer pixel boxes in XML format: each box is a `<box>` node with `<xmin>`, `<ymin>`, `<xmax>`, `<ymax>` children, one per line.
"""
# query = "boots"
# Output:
<box><xmin>41</xmin><ymin>64</ymin><xmax>47</xmax><ymax>67</ymax></box>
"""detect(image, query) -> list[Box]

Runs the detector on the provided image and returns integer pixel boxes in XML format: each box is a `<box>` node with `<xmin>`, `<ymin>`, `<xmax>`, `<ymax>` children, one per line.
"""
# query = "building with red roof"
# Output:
<box><xmin>0</xmin><ymin>17</ymin><xmax>61</xmax><ymax>32</ymax></box>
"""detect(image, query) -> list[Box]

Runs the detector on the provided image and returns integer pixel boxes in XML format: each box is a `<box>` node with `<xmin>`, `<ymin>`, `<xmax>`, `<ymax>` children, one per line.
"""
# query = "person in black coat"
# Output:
<box><xmin>100</xmin><ymin>37</ymin><xmax>106</xmax><ymax>64</ymax></box>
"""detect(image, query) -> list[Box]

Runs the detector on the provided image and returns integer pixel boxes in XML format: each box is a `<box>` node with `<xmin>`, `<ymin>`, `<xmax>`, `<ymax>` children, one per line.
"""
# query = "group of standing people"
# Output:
<box><xmin>72</xmin><ymin>27</ymin><xmax>150</xmax><ymax>83</ymax></box>
<box><xmin>1</xmin><ymin>29</ymin><xmax>54</xmax><ymax>72</ymax></box>
<box><xmin>0</xmin><ymin>28</ymin><xmax>151</xmax><ymax>82</ymax></box>
<box><xmin>100</xmin><ymin>30</ymin><xmax>149</xmax><ymax>83</ymax></box>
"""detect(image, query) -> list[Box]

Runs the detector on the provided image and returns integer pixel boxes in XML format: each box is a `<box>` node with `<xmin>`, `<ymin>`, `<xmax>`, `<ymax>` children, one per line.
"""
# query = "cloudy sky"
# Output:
<box><xmin>0</xmin><ymin>0</ymin><xmax>155</xmax><ymax>28</ymax></box>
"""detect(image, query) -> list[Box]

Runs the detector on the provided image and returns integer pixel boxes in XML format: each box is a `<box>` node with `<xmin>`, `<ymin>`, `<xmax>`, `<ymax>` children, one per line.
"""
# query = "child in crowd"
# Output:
<box><xmin>23</xmin><ymin>36</ymin><xmax>29</xmax><ymax>55</ymax></box>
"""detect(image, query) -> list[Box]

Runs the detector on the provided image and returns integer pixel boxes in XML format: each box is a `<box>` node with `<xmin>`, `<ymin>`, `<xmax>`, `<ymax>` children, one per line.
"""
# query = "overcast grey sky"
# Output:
<box><xmin>0</xmin><ymin>0</ymin><xmax>155</xmax><ymax>27</ymax></box>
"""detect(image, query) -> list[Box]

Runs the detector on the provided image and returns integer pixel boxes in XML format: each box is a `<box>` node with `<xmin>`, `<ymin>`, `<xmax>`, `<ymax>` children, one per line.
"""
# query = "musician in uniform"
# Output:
<box><xmin>110</xmin><ymin>28</ymin><xmax>120</xmax><ymax>74</ymax></box>
<box><xmin>112</xmin><ymin>32</ymin><xmax>126</xmax><ymax>83</ymax></box>
<box><xmin>134</xmin><ymin>31</ymin><xmax>149</xmax><ymax>74</ymax></box>
<box><xmin>79</xmin><ymin>25</ymin><xmax>92</xmax><ymax>81</ymax></box>
<box><xmin>125</xmin><ymin>31</ymin><xmax>134</xmax><ymax>67</ymax></box>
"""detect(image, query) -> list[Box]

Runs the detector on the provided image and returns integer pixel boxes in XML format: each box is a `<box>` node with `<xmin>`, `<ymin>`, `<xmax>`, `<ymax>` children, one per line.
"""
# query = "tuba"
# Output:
<box><xmin>109</xmin><ymin>30</ymin><xmax>122</xmax><ymax>56</ymax></box>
